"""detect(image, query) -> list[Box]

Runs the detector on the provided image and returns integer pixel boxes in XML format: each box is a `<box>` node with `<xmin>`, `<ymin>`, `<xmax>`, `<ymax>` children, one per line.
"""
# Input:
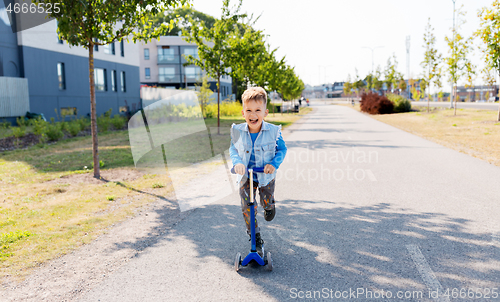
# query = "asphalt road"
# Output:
<box><xmin>79</xmin><ymin>103</ymin><xmax>500</xmax><ymax>302</ymax></box>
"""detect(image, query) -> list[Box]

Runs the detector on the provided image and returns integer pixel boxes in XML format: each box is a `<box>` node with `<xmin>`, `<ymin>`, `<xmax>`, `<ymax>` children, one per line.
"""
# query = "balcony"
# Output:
<box><xmin>159</xmin><ymin>75</ymin><xmax>181</xmax><ymax>83</ymax></box>
<box><xmin>158</xmin><ymin>54</ymin><xmax>181</xmax><ymax>64</ymax></box>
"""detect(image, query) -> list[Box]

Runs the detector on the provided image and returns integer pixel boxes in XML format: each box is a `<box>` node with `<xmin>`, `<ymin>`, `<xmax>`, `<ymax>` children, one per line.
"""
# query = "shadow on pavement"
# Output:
<box><xmin>108</xmin><ymin>197</ymin><xmax>500</xmax><ymax>301</ymax></box>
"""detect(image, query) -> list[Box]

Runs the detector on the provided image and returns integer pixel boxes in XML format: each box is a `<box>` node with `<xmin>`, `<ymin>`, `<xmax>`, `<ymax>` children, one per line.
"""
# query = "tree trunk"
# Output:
<box><xmin>89</xmin><ymin>45</ymin><xmax>100</xmax><ymax>178</ymax></box>
<box><xmin>217</xmin><ymin>72</ymin><xmax>220</xmax><ymax>135</ymax></box>
<box><xmin>454</xmin><ymin>84</ymin><xmax>457</xmax><ymax>116</ymax></box>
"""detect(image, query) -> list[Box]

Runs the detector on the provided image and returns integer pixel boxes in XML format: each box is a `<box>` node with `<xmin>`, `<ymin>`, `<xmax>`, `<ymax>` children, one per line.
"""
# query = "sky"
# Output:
<box><xmin>191</xmin><ymin>0</ymin><xmax>495</xmax><ymax>90</ymax></box>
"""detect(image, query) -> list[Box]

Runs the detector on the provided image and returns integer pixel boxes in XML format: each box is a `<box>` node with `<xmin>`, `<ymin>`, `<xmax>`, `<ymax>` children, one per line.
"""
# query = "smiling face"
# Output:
<box><xmin>242</xmin><ymin>99</ymin><xmax>269</xmax><ymax>133</ymax></box>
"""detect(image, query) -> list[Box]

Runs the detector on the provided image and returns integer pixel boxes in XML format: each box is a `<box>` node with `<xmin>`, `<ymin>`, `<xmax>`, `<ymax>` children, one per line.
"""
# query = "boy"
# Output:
<box><xmin>229</xmin><ymin>87</ymin><xmax>287</xmax><ymax>256</ymax></box>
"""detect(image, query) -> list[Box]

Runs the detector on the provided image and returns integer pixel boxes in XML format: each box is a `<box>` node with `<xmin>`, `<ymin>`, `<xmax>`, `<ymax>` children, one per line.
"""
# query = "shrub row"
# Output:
<box><xmin>6</xmin><ymin>108</ymin><xmax>127</xmax><ymax>143</ymax></box>
<box><xmin>360</xmin><ymin>92</ymin><xmax>412</xmax><ymax>115</ymax></box>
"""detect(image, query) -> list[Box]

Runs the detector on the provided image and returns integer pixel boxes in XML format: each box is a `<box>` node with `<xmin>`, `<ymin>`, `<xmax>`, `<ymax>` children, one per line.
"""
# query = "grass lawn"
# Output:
<box><xmin>0</xmin><ymin>106</ymin><xmax>312</xmax><ymax>280</ymax></box>
<box><xmin>340</xmin><ymin>104</ymin><xmax>500</xmax><ymax>167</ymax></box>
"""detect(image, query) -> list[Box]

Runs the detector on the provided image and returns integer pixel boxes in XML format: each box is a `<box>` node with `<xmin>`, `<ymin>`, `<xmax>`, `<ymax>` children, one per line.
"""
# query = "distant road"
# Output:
<box><xmin>410</xmin><ymin>101</ymin><xmax>498</xmax><ymax>110</ymax></box>
<box><xmin>314</xmin><ymin>98</ymin><xmax>499</xmax><ymax>111</ymax></box>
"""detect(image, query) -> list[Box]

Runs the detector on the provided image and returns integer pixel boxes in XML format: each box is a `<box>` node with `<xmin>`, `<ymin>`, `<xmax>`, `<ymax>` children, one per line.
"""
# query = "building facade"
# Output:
<box><xmin>139</xmin><ymin>36</ymin><xmax>232</xmax><ymax>98</ymax></box>
<box><xmin>0</xmin><ymin>2</ymin><xmax>140</xmax><ymax>121</ymax></box>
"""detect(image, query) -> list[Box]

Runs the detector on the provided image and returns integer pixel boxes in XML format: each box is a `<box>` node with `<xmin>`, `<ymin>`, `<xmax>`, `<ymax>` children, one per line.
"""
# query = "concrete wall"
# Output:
<box><xmin>0</xmin><ymin>1</ymin><xmax>21</xmax><ymax>77</ymax></box>
<box><xmin>0</xmin><ymin>77</ymin><xmax>29</xmax><ymax>117</ymax></box>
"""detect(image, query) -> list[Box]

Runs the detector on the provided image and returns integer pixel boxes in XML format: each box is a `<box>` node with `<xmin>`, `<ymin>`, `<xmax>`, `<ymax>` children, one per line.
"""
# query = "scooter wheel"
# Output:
<box><xmin>266</xmin><ymin>252</ymin><xmax>273</xmax><ymax>271</ymax></box>
<box><xmin>235</xmin><ymin>253</ymin><xmax>241</xmax><ymax>272</ymax></box>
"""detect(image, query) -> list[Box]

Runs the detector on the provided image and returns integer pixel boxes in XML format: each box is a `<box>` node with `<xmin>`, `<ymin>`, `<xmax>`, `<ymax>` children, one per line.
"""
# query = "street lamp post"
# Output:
<box><xmin>362</xmin><ymin>46</ymin><xmax>384</xmax><ymax>74</ymax></box>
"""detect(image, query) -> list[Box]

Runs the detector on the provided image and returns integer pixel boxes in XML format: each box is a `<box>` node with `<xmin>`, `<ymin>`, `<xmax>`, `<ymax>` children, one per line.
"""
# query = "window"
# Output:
<box><xmin>60</xmin><ymin>107</ymin><xmax>77</xmax><ymax>116</ymax></box>
<box><xmin>94</xmin><ymin>68</ymin><xmax>106</xmax><ymax>91</ymax></box>
<box><xmin>57</xmin><ymin>62</ymin><xmax>65</xmax><ymax>90</ymax></box>
<box><xmin>184</xmin><ymin>66</ymin><xmax>200</xmax><ymax>80</ymax></box>
<box><xmin>145</xmin><ymin>68</ymin><xmax>150</xmax><ymax>79</ymax></box>
<box><xmin>183</xmin><ymin>47</ymin><xmax>198</xmax><ymax>58</ymax></box>
<box><xmin>93</xmin><ymin>38</ymin><xmax>98</xmax><ymax>51</ymax></box>
<box><xmin>158</xmin><ymin>47</ymin><xmax>175</xmax><ymax>62</ymax></box>
<box><xmin>120</xmin><ymin>71</ymin><xmax>126</xmax><ymax>92</ymax></box>
<box><xmin>111</xmin><ymin>70</ymin><xmax>117</xmax><ymax>92</ymax></box>
<box><xmin>120</xmin><ymin>40</ymin><xmax>124</xmax><ymax>57</ymax></box>
<box><xmin>111</xmin><ymin>42</ymin><xmax>115</xmax><ymax>55</ymax></box>
<box><xmin>144</xmin><ymin>48</ymin><xmax>150</xmax><ymax>60</ymax></box>
<box><xmin>159</xmin><ymin>67</ymin><xmax>175</xmax><ymax>82</ymax></box>
<box><xmin>102</xmin><ymin>43</ymin><xmax>113</xmax><ymax>54</ymax></box>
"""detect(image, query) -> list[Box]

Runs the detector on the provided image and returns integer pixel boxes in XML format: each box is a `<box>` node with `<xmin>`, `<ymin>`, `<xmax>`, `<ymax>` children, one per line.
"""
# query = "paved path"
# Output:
<box><xmin>79</xmin><ymin>104</ymin><xmax>500</xmax><ymax>302</ymax></box>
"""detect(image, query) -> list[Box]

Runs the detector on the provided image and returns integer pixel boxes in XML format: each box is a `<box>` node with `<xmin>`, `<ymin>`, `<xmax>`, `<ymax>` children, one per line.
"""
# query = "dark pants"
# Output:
<box><xmin>239</xmin><ymin>177</ymin><xmax>275</xmax><ymax>235</ymax></box>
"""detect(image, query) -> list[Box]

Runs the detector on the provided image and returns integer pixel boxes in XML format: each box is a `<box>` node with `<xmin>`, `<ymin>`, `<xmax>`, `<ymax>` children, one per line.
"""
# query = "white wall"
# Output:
<box><xmin>17</xmin><ymin>19</ymin><xmax>140</xmax><ymax>67</ymax></box>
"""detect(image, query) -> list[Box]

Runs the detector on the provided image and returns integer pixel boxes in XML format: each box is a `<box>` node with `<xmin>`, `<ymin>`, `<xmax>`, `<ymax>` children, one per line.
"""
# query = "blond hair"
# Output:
<box><xmin>241</xmin><ymin>87</ymin><xmax>267</xmax><ymax>107</ymax></box>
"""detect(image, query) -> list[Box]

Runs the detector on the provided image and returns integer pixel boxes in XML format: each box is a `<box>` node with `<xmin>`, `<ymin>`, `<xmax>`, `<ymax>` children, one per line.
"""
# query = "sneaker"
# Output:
<box><xmin>255</xmin><ymin>233</ymin><xmax>264</xmax><ymax>256</ymax></box>
<box><xmin>249</xmin><ymin>233</ymin><xmax>264</xmax><ymax>256</ymax></box>
<box><xmin>264</xmin><ymin>207</ymin><xmax>275</xmax><ymax>221</ymax></box>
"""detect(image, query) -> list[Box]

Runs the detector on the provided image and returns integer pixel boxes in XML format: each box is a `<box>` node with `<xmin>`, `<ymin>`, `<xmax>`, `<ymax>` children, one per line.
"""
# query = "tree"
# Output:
<box><xmin>35</xmin><ymin>0</ymin><xmax>186</xmax><ymax>178</ymax></box>
<box><xmin>149</xmin><ymin>7</ymin><xmax>217</xmax><ymax>36</ymax></box>
<box><xmin>196</xmin><ymin>76</ymin><xmax>213</xmax><ymax>116</ymax></box>
<box><xmin>477</xmin><ymin>0</ymin><xmax>500</xmax><ymax>120</ymax></box>
<box><xmin>421</xmin><ymin>18</ymin><xmax>442</xmax><ymax>112</ymax></box>
<box><xmin>343</xmin><ymin>74</ymin><xmax>353</xmax><ymax>100</ymax></box>
<box><xmin>183</xmin><ymin>0</ymin><xmax>244</xmax><ymax>134</ymax></box>
<box><xmin>444</xmin><ymin>5</ymin><xmax>473</xmax><ymax>115</ymax></box>
<box><xmin>419</xmin><ymin>78</ymin><xmax>428</xmax><ymax>102</ymax></box>
<box><xmin>384</xmin><ymin>54</ymin><xmax>399</xmax><ymax>94</ymax></box>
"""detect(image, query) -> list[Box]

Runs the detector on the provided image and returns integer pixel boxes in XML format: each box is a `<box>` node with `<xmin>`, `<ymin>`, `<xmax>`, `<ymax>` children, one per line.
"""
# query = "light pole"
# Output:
<box><xmin>362</xmin><ymin>46</ymin><xmax>384</xmax><ymax>74</ymax></box>
<box><xmin>450</xmin><ymin>0</ymin><xmax>456</xmax><ymax>108</ymax></box>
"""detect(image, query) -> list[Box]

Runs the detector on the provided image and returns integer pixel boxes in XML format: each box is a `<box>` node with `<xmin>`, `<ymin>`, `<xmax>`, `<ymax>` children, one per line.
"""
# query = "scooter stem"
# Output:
<box><xmin>249</xmin><ymin>168</ymin><xmax>256</xmax><ymax>252</ymax></box>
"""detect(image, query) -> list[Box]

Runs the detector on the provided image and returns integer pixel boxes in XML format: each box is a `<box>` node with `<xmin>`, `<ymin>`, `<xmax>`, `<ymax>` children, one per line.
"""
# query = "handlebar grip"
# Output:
<box><xmin>230</xmin><ymin>167</ymin><xmax>265</xmax><ymax>174</ymax></box>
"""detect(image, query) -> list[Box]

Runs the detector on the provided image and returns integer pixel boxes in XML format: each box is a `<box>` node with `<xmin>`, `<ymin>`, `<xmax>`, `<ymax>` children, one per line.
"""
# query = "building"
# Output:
<box><xmin>0</xmin><ymin>2</ymin><xmax>140</xmax><ymax>122</ymax></box>
<box><xmin>139</xmin><ymin>36</ymin><xmax>232</xmax><ymax>99</ymax></box>
<box><xmin>456</xmin><ymin>85</ymin><xmax>499</xmax><ymax>102</ymax></box>
<box><xmin>302</xmin><ymin>82</ymin><xmax>345</xmax><ymax>99</ymax></box>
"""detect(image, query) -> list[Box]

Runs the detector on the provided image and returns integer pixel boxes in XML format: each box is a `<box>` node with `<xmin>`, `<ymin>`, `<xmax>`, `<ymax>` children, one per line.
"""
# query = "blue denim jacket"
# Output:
<box><xmin>229</xmin><ymin>121</ymin><xmax>286</xmax><ymax>187</ymax></box>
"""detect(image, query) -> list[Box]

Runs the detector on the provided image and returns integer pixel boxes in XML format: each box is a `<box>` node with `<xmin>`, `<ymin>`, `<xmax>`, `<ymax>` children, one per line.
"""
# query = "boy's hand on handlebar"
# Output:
<box><xmin>264</xmin><ymin>164</ymin><xmax>275</xmax><ymax>174</ymax></box>
<box><xmin>234</xmin><ymin>163</ymin><xmax>246</xmax><ymax>175</ymax></box>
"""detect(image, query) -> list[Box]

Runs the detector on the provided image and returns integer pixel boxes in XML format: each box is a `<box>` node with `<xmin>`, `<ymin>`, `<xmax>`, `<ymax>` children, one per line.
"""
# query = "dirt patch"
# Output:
<box><xmin>0</xmin><ymin>133</ymin><xmax>41</xmax><ymax>151</ymax></box>
<box><xmin>46</xmin><ymin>168</ymin><xmax>144</xmax><ymax>185</ymax></box>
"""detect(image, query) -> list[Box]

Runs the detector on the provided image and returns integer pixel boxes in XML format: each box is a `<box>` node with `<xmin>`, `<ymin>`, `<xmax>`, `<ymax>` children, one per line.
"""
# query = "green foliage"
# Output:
<box><xmin>387</xmin><ymin>94</ymin><xmax>412</xmax><ymax>113</ymax></box>
<box><xmin>45</xmin><ymin>124</ymin><xmax>64</xmax><ymax>141</ymax></box>
<box><xmin>97</xmin><ymin>112</ymin><xmax>111</xmax><ymax>133</ymax></box>
<box><xmin>0</xmin><ymin>119</ymin><xmax>11</xmax><ymax>129</ymax></box>
<box><xmin>444</xmin><ymin>5</ymin><xmax>473</xmax><ymax>88</ymax></box>
<box><xmin>0</xmin><ymin>230</ymin><xmax>32</xmax><ymax>259</ymax></box>
<box><xmin>16</xmin><ymin>116</ymin><xmax>28</xmax><ymax>128</ymax></box>
<box><xmin>67</xmin><ymin>121</ymin><xmax>81</xmax><ymax>136</ymax></box>
<box><xmin>196</xmin><ymin>76</ymin><xmax>214</xmax><ymax>115</ymax></box>
<box><xmin>12</xmin><ymin>127</ymin><xmax>26</xmax><ymax>138</ymax></box>
<box><xmin>111</xmin><ymin>115</ymin><xmax>126</xmax><ymax>130</ymax></box>
<box><xmin>149</xmin><ymin>7</ymin><xmax>217</xmax><ymax>36</ymax></box>
<box><xmin>202</xmin><ymin>101</ymin><xmax>242</xmax><ymax>118</ymax></box>
<box><xmin>91</xmin><ymin>160</ymin><xmax>105</xmax><ymax>168</ymax></box>
<box><xmin>421</xmin><ymin>18</ymin><xmax>443</xmax><ymax>100</ymax></box>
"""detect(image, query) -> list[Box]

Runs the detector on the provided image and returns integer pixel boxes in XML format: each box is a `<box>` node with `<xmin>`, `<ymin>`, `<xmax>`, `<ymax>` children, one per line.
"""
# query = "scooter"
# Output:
<box><xmin>231</xmin><ymin>167</ymin><xmax>273</xmax><ymax>272</ymax></box>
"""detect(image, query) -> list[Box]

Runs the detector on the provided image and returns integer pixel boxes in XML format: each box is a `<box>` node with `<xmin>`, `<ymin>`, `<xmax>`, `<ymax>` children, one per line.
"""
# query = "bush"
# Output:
<box><xmin>32</xmin><ymin>117</ymin><xmax>48</xmax><ymax>142</ymax></box>
<box><xmin>387</xmin><ymin>94</ymin><xmax>412</xmax><ymax>113</ymax></box>
<box><xmin>78</xmin><ymin>116</ymin><xmax>91</xmax><ymax>131</ymax></box>
<box><xmin>12</xmin><ymin>126</ymin><xmax>26</xmax><ymax>138</ymax></box>
<box><xmin>1</xmin><ymin>119</ymin><xmax>11</xmax><ymax>129</ymax></box>
<box><xmin>97</xmin><ymin>115</ymin><xmax>111</xmax><ymax>133</ymax></box>
<box><xmin>203</xmin><ymin>101</ymin><xmax>242</xmax><ymax>118</ymax></box>
<box><xmin>45</xmin><ymin>123</ymin><xmax>64</xmax><ymax>141</ymax></box>
<box><xmin>360</xmin><ymin>92</ymin><xmax>394</xmax><ymax>115</ymax></box>
<box><xmin>67</xmin><ymin>121</ymin><xmax>81</xmax><ymax>136</ymax></box>
<box><xmin>111</xmin><ymin>115</ymin><xmax>126</xmax><ymax>130</ymax></box>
